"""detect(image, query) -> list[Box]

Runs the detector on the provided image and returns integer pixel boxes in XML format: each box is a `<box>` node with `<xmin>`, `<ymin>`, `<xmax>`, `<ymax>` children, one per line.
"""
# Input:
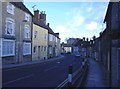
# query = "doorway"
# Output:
<box><xmin>38</xmin><ymin>46</ymin><xmax>40</xmax><ymax>59</ymax></box>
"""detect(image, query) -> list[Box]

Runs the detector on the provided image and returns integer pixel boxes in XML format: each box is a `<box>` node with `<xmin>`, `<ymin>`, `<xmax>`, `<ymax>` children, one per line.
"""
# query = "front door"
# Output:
<box><xmin>38</xmin><ymin>46</ymin><xmax>40</xmax><ymax>58</ymax></box>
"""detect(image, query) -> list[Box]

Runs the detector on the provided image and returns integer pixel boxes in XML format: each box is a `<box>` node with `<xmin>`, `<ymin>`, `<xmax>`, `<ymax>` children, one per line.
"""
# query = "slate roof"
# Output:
<box><xmin>63</xmin><ymin>43</ymin><xmax>72</xmax><ymax>47</ymax></box>
<box><xmin>72</xmin><ymin>38</ymin><xmax>82</xmax><ymax>46</ymax></box>
<box><xmin>47</xmin><ymin>25</ymin><xmax>60</xmax><ymax>39</ymax></box>
<box><xmin>11</xmin><ymin>2</ymin><xmax>33</xmax><ymax>16</ymax></box>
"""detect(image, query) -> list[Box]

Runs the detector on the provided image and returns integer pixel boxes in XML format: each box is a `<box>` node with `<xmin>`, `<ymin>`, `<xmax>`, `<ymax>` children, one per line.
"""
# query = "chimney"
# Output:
<box><xmin>40</xmin><ymin>11</ymin><xmax>46</xmax><ymax>24</ymax></box>
<box><xmin>83</xmin><ymin>37</ymin><xmax>85</xmax><ymax>41</ymax></box>
<box><xmin>99</xmin><ymin>32</ymin><xmax>102</xmax><ymax>36</ymax></box>
<box><xmin>34</xmin><ymin>10</ymin><xmax>39</xmax><ymax>20</ymax></box>
<box><xmin>47</xmin><ymin>23</ymin><xmax>49</xmax><ymax>27</ymax></box>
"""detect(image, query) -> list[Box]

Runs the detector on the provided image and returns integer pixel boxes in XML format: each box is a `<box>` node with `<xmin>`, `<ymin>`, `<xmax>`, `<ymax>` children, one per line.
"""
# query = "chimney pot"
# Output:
<box><xmin>47</xmin><ymin>23</ymin><xmax>49</xmax><ymax>27</ymax></box>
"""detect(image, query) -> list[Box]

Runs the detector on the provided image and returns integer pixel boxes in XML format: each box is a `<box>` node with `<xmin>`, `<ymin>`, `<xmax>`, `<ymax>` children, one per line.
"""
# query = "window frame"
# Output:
<box><xmin>7</xmin><ymin>2</ymin><xmax>15</xmax><ymax>15</ymax></box>
<box><xmin>5</xmin><ymin>17</ymin><xmax>15</xmax><ymax>36</ymax></box>
<box><xmin>25</xmin><ymin>13</ymin><xmax>30</xmax><ymax>22</ymax></box>
<box><xmin>49</xmin><ymin>34</ymin><xmax>53</xmax><ymax>41</ymax></box>
<box><xmin>44</xmin><ymin>46</ymin><xmax>46</xmax><ymax>52</ymax></box>
<box><xmin>23</xmin><ymin>42</ymin><xmax>31</xmax><ymax>55</ymax></box>
<box><xmin>2</xmin><ymin>39</ymin><xmax>15</xmax><ymax>57</ymax></box>
<box><xmin>34</xmin><ymin>31</ymin><xmax>37</xmax><ymax>38</ymax></box>
<box><xmin>24</xmin><ymin>25</ymin><xmax>30</xmax><ymax>39</ymax></box>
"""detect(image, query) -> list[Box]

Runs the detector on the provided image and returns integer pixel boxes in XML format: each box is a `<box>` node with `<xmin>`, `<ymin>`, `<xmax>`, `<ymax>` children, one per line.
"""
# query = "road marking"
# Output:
<box><xmin>3</xmin><ymin>74</ymin><xmax>34</xmax><ymax>85</ymax></box>
<box><xmin>3</xmin><ymin>67</ymin><xmax>22</xmax><ymax>71</ymax></box>
<box><xmin>55</xmin><ymin>78</ymin><xmax>68</xmax><ymax>89</ymax></box>
<box><xmin>44</xmin><ymin>66</ymin><xmax>58</xmax><ymax>72</ymax></box>
<box><xmin>55</xmin><ymin>67</ymin><xmax>82</xmax><ymax>89</ymax></box>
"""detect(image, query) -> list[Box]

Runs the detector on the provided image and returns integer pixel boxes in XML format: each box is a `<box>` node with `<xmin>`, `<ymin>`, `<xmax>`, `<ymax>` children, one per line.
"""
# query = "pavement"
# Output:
<box><xmin>2</xmin><ymin>55</ymin><xmax>64</xmax><ymax>69</ymax></box>
<box><xmin>83</xmin><ymin>58</ymin><xmax>109</xmax><ymax>87</ymax></box>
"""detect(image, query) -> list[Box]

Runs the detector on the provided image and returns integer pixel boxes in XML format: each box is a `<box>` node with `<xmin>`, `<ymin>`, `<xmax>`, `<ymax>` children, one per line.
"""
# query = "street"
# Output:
<box><xmin>2</xmin><ymin>54</ymin><xmax>83</xmax><ymax>87</ymax></box>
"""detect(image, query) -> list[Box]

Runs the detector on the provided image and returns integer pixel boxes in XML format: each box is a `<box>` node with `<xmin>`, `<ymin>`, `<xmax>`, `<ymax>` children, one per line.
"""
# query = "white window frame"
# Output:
<box><xmin>55</xmin><ymin>37</ymin><xmax>58</xmax><ymax>43</ymax></box>
<box><xmin>49</xmin><ymin>34</ymin><xmax>53</xmax><ymax>41</ymax></box>
<box><xmin>2</xmin><ymin>39</ymin><xmax>15</xmax><ymax>57</ymax></box>
<box><xmin>34</xmin><ymin>31</ymin><xmax>37</xmax><ymax>38</ymax></box>
<box><xmin>5</xmin><ymin>17</ymin><xmax>15</xmax><ymax>36</ymax></box>
<box><xmin>25</xmin><ymin>13</ymin><xmax>30</xmax><ymax>22</ymax></box>
<box><xmin>49</xmin><ymin>46</ymin><xmax>52</xmax><ymax>54</ymax></box>
<box><xmin>7</xmin><ymin>2</ymin><xmax>14</xmax><ymax>15</ymax></box>
<box><xmin>24</xmin><ymin>25</ymin><xmax>30</xmax><ymax>39</ymax></box>
<box><xmin>44</xmin><ymin>46</ymin><xmax>46</xmax><ymax>52</ymax></box>
<box><xmin>23</xmin><ymin>42</ymin><xmax>31</xmax><ymax>55</ymax></box>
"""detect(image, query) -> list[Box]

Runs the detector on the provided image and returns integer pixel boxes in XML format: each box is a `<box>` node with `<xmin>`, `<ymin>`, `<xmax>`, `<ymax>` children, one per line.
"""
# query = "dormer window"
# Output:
<box><xmin>7</xmin><ymin>2</ymin><xmax>14</xmax><ymax>15</ymax></box>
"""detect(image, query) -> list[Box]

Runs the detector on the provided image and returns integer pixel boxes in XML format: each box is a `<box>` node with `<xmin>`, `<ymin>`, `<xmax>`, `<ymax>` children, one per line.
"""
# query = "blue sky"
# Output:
<box><xmin>24</xmin><ymin>1</ymin><xmax>109</xmax><ymax>42</ymax></box>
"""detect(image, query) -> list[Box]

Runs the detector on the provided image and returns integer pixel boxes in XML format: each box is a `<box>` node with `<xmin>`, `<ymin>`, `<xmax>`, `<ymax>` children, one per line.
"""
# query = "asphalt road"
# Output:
<box><xmin>2</xmin><ymin>54</ymin><xmax>83</xmax><ymax>87</ymax></box>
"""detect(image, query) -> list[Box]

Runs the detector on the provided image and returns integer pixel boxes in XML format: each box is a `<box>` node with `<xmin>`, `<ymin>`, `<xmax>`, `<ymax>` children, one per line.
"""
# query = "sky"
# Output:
<box><xmin>24</xmin><ymin>1</ymin><xmax>109</xmax><ymax>42</ymax></box>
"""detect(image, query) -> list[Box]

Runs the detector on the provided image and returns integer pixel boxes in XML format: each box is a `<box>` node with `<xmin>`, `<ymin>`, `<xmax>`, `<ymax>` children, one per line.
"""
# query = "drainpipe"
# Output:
<box><xmin>109</xmin><ymin>2</ymin><xmax>112</xmax><ymax>88</ymax></box>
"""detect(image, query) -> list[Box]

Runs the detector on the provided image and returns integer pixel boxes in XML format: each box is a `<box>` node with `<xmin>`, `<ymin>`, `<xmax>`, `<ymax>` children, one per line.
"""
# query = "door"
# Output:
<box><xmin>38</xmin><ymin>46</ymin><xmax>40</xmax><ymax>58</ymax></box>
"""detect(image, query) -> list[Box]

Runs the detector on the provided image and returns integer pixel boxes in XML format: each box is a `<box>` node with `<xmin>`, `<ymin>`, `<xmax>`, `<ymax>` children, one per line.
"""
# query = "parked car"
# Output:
<box><xmin>74</xmin><ymin>52</ymin><xmax>80</xmax><ymax>58</ymax></box>
<box><xmin>67</xmin><ymin>52</ymin><xmax>71</xmax><ymax>54</ymax></box>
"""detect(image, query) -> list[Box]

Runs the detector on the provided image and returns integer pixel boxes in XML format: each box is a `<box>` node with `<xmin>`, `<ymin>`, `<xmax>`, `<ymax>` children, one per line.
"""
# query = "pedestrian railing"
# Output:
<box><xmin>55</xmin><ymin>59</ymin><xmax>89</xmax><ymax>89</ymax></box>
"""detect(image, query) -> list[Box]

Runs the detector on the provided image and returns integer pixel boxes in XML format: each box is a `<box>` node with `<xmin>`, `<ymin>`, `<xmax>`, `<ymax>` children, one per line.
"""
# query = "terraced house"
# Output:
<box><xmin>32</xmin><ymin>10</ymin><xmax>48</xmax><ymax>60</ymax></box>
<box><xmin>1</xmin><ymin>2</ymin><xmax>33</xmax><ymax>64</ymax></box>
<box><xmin>47</xmin><ymin>24</ymin><xmax>61</xmax><ymax>59</ymax></box>
<box><xmin>54</xmin><ymin>33</ymin><xmax>61</xmax><ymax>57</ymax></box>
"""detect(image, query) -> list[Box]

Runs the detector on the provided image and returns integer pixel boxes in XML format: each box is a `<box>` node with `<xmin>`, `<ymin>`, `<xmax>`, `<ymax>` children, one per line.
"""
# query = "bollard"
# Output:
<box><xmin>68</xmin><ymin>64</ymin><xmax>73</xmax><ymax>88</ymax></box>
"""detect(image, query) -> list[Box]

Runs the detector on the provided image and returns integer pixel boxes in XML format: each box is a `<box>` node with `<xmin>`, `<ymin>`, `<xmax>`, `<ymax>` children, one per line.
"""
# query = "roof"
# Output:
<box><xmin>47</xmin><ymin>25</ymin><xmax>60</xmax><ymax>39</ymax></box>
<box><xmin>54</xmin><ymin>33</ymin><xmax>60</xmax><ymax>39</ymax></box>
<box><xmin>63</xmin><ymin>44</ymin><xmax>72</xmax><ymax>47</ymax></box>
<box><xmin>47</xmin><ymin>26</ymin><xmax>54</xmax><ymax>35</ymax></box>
<box><xmin>33</xmin><ymin>18</ymin><xmax>48</xmax><ymax>30</ymax></box>
<box><xmin>81</xmin><ymin>41</ymin><xmax>91</xmax><ymax>48</ymax></box>
<box><xmin>72</xmin><ymin>38</ymin><xmax>82</xmax><ymax>46</ymax></box>
<box><xmin>104</xmin><ymin>2</ymin><xmax>112</xmax><ymax>23</ymax></box>
<box><xmin>11</xmin><ymin>2</ymin><xmax>33</xmax><ymax>16</ymax></box>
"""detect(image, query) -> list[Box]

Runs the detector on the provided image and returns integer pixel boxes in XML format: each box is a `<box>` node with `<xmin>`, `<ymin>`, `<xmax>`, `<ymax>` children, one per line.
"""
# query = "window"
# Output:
<box><xmin>44</xmin><ymin>46</ymin><xmax>46</xmax><ymax>52</ymax></box>
<box><xmin>33</xmin><ymin>46</ymin><xmax>37</xmax><ymax>54</ymax></box>
<box><xmin>0</xmin><ymin>39</ymin><xmax>2</xmax><ymax>57</ymax></box>
<box><xmin>2</xmin><ymin>39</ymin><xmax>15</xmax><ymax>56</ymax></box>
<box><xmin>25</xmin><ymin>13</ymin><xmax>30</xmax><ymax>22</ymax></box>
<box><xmin>34</xmin><ymin>31</ymin><xmax>37</xmax><ymax>38</ymax></box>
<box><xmin>24</xmin><ymin>25</ymin><xmax>30</xmax><ymax>38</ymax></box>
<box><xmin>23</xmin><ymin>42</ymin><xmax>31</xmax><ymax>55</ymax></box>
<box><xmin>5</xmin><ymin>18</ymin><xmax>15</xmax><ymax>35</ymax></box>
<box><xmin>44</xmin><ymin>34</ymin><xmax>47</xmax><ymax>40</ymax></box>
<box><xmin>41</xmin><ymin>46</ymin><xmax>43</xmax><ymax>51</ymax></box>
<box><xmin>56</xmin><ymin>37</ymin><xmax>57</xmax><ymax>42</ymax></box>
<box><xmin>49</xmin><ymin>47</ymin><xmax>52</xmax><ymax>54</ymax></box>
<box><xmin>49</xmin><ymin>34</ymin><xmax>53</xmax><ymax>41</ymax></box>
<box><xmin>7</xmin><ymin>2</ymin><xmax>14</xmax><ymax>15</ymax></box>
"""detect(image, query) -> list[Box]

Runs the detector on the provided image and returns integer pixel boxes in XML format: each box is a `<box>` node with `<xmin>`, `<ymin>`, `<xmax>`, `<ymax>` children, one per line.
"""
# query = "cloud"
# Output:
<box><xmin>86</xmin><ymin>21</ymin><xmax>98</xmax><ymax>31</ymax></box>
<box><xmin>73</xmin><ymin>15</ymin><xmax>85</xmax><ymax>27</ymax></box>
<box><xmin>55</xmin><ymin>25</ymin><xmax>66</xmax><ymax>33</ymax></box>
<box><xmin>53</xmin><ymin>2</ymin><xmax>109</xmax><ymax>42</ymax></box>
